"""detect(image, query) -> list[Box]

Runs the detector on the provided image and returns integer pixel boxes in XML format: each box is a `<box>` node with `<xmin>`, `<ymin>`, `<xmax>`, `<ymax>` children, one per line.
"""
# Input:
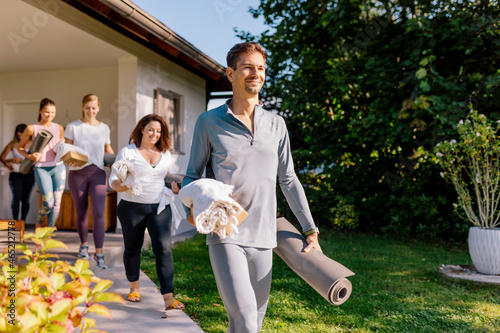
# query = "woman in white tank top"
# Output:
<box><xmin>0</xmin><ymin>123</ymin><xmax>35</xmax><ymax>220</ymax></box>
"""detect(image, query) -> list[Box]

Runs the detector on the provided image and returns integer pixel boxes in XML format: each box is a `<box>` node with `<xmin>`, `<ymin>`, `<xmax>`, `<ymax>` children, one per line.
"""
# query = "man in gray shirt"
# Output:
<box><xmin>182</xmin><ymin>42</ymin><xmax>321</xmax><ymax>333</ymax></box>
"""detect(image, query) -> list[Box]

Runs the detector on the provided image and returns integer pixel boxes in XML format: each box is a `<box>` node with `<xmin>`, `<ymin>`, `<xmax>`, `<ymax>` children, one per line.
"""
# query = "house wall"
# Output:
<box><xmin>132</xmin><ymin>55</ymin><xmax>207</xmax><ymax>235</ymax></box>
<box><xmin>135</xmin><ymin>56</ymin><xmax>207</xmax><ymax>174</ymax></box>
<box><xmin>0</xmin><ymin>66</ymin><xmax>118</xmax><ymax>223</ymax></box>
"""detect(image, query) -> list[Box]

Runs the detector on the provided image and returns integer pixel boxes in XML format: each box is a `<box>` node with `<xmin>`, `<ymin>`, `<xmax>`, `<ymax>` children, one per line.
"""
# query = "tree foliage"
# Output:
<box><xmin>240</xmin><ymin>0</ymin><xmax>500</xmax><ymax>239</ymax></box>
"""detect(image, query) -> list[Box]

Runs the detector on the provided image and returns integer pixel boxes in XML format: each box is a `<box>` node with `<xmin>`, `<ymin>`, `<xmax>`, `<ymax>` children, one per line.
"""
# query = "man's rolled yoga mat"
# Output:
<box><xmin>19</xmin><ymin>129</ymin><xmax>53</xmax><ymax>174</ymax></box>
<box><xmin>274</xmin><ymin>217</ymin><xmax>355</xmax><ymax>305</ymax></box>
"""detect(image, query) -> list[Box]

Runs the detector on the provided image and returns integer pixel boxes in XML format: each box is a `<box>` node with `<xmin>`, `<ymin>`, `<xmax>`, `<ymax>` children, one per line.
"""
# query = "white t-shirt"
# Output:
<box><xmin>65</xmin><ymin>120</ymin><xmax>111</xmax><ymax>170</ymax></box>
<box><xmin>109</xmin><ymin>143</ymin><xmax>173</xmax><ymax>204</ymax></box>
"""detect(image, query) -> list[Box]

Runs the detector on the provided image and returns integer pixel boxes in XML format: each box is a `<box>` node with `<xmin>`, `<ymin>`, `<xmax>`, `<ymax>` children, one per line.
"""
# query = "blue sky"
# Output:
<box><xmin>131</xmin><ymin>0</ymin><xmax>268</xmax><ymax>66</ymax></box>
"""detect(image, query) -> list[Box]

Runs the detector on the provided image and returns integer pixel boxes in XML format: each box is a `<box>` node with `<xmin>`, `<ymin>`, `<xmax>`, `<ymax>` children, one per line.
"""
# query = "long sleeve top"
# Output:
<box><xmin>182</xmin><ymin>100</ymin><xmax>317</xmax><ymax>249</ymax></box>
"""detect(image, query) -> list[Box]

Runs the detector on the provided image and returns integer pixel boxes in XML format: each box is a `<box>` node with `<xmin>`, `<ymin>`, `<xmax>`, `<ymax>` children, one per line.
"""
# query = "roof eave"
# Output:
<box><xmin>62</xmin><ymin>0</ymin><xmax>231</xmax><ymax>91</ymax></box>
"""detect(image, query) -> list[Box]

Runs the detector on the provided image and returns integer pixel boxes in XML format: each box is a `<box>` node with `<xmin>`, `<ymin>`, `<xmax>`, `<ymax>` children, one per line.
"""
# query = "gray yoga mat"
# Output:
<box><xmin>274</xmin><ymin>217</ymin><xmax>355</xmax><ymax>305</ymax></box>
<box><xmin>103</xmin><ymin>153</ymin><xmax>116</xmax><ymax>166</ymax></box>
<box><xmin>165</xmin><ymin>173</ymin><xmax>184</xmax><ymax>189</ymax></box>
<box><xmin>19</xmin><ymin>129</ymin><xmax>53</xmax><ymax>174</ymax></box>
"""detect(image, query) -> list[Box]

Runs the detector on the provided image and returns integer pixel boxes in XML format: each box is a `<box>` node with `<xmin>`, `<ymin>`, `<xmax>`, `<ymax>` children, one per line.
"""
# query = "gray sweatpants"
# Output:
<box><xmin>209</xmin><ymin>243</ymin><xmax>273</xmax><ymax>333</ymax></box>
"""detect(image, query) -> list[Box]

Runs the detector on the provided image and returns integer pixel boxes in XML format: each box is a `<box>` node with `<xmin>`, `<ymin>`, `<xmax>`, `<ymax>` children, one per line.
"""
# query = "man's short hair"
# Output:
<box><xmin>226</xmin><ymin>42</ymin><xmax>267</xmax><ymax>69</ymax></box>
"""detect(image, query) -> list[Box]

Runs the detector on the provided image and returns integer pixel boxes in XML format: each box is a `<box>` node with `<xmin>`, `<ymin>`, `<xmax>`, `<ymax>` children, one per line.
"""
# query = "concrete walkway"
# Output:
<box><xmin>2</xmin><ymin>225</ymin><xmax>204</xmax><ymax>333</ymax></box>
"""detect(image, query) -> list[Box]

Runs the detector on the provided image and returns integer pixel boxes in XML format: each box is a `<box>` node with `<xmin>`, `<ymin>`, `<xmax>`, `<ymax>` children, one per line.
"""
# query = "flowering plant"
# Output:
<box><xmin>0</xmin><ymin>227</ymin><xmax>124</xmax><ymax>332</ymax></box>
<box><xmin>435</xmin><ymin>110</ymin><xmax>500</xmax><ymax>229</ymax></box>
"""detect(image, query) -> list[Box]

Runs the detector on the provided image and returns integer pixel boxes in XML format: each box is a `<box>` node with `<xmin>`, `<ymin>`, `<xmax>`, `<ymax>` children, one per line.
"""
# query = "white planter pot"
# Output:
<box><xmin>468</xmin><ymin>227</ymin><xmax>500</xmax><ymax>275</ymax></box>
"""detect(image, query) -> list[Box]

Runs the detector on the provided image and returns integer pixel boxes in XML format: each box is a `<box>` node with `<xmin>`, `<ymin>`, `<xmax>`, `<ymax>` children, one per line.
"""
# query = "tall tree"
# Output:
<box><xmin>240</xmin><ymin>0</ymin><xmax>500</xmax><ymax>239</ymax></box>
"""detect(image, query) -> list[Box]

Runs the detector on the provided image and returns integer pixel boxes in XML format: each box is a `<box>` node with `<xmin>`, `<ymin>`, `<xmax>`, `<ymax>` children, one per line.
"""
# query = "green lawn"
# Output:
<box><xmin>141</xmin><ymin>229</ymin><xmax>500</xmax><ymax>333</ymax></box>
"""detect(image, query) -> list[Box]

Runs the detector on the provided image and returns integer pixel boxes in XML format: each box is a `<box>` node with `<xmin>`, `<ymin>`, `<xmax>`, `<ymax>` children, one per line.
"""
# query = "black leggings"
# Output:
<box><xmin>9</xmin><ymin>172</ymin><xmax>35</xmax><ymax>220</ymax></box>
<box><xmin>117</xmin><ymin>200</ymin><xmax>174</xmax><ymax>294</ymax></box>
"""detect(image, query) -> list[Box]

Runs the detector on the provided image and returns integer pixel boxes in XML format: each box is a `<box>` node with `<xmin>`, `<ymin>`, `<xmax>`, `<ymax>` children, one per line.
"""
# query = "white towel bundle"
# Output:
<box><xmin>179</xmin><ymin>178</ymin><xmax>245</xmax><ymax>239</ymax></box>
<box><xmin>0</xmin><ymin>163</ymin><xmax>20</xmax><ymax>175</ymax></box>
<box><xmin>53</xmin><ymin>142</ymin><xmax>89</xmax><ymax>164</ymax></box>
<box><xmin>158</xmin><ymin>186</ymin><xmax>183</xmax><ymax>229</ymax></box>
<box><xmin>111</xmin><ymin>160</ymin><xmax>142</xmax><ymax>196</ymax></box>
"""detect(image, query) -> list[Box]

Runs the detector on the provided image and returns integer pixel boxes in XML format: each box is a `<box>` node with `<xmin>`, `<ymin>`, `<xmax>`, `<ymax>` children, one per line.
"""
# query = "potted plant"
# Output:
<box><xmin>435</xmin><ymin>110</ymin><xmax>500</xmax><ymax>275</ymax></box>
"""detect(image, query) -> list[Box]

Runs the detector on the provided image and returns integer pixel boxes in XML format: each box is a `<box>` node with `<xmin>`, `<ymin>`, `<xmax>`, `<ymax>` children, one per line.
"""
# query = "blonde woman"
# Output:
<box><xmin>65</xmin><ymin>94</ymin><xmax>114</xmax><ymax>269</ymax></box>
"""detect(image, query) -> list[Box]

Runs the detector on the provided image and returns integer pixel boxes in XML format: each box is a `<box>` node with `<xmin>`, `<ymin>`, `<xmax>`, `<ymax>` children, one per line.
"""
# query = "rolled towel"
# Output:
<box><xmin>274</xmin><ymin>217</ymin><xmax>355</xmax><ymax>306</ymax></box>
<box><xmin>1</xmin><ymin>164</ymin><xmax>20</xmax><ymax>175</ymax></box>
<box><xmin>158</xmin><ymin>186</ymin><xmax>182</xmax><ymax>229</ymax></box>
<box><xmin>179</xmin><ymin>178</ymin><xmax>247</xmax><ymax>239</ymax></box>
<box><xmin>111</xmin><ymin>159</ymin><xmax>142</xmax><ymax>196</ymax></box>
<box><xmin>1</xmin><ymin>159</ymin><xmax>21</xmax><ymax>175</ymax></box>
<box><xmin>53</xmin><ymin>142</ymin><xmax>90</xmax><ymax>166</ymax></box>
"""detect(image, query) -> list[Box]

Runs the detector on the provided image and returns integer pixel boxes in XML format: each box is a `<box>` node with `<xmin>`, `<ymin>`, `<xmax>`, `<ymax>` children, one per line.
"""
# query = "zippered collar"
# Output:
<box><xmin>223</xmin><ymin>99</ymin><xmax>264</xmax><ymax>116</ymax></box>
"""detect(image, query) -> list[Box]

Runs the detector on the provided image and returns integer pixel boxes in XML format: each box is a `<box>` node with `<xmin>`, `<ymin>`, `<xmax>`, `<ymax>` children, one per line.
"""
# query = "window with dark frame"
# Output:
<box><xmin>154</xmin><ymin>88</ymin><xmax>183</xmax><ymax>153</ymax></box>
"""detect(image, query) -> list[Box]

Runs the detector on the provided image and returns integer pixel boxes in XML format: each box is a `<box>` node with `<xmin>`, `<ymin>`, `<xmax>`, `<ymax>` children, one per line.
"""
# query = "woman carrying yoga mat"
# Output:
<box><xmin>65</xmin><ymin>94</ymin><xmax>115</xmax><ymax>269</ymax></box>
<box><xmin>18</xmin><ymin>98</ymin><xmax>65</xmax><ymax>229</ymax></box>
<box><xmin>109</xmin><ymin>114</ymin><xmax>183</xmax><ymax>310</ymax></box>
<box><xmin>182</xmin><ymin>42</ymin><xmax>322</xmax><ymax>333</ymax></box>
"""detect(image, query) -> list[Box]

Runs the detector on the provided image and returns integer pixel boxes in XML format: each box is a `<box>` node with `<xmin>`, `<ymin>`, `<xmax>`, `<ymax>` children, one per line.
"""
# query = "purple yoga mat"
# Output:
<box><xmin>274</xmin><ymin>217</ymin><xmax>355</xmax><ymax>305</ymax></box>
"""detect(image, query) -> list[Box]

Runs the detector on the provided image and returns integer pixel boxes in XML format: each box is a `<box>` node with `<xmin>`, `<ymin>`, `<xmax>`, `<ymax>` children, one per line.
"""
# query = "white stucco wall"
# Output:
<box><xmin>135</xmin><ymin>56</ymin><xmax>207</xmax><ymax>174</ymax></box>
<box><xmin>132</xmin><ymin>55</ymin><xmax>207</xmax><ymax>235</ymax></box>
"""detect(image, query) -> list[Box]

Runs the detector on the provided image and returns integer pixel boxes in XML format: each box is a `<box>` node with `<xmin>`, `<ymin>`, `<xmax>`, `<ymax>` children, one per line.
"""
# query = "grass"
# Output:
<box><xmin>140</xmin><ymin>229</ymin><xmax>500</xmax><ymax>333</ymax></box>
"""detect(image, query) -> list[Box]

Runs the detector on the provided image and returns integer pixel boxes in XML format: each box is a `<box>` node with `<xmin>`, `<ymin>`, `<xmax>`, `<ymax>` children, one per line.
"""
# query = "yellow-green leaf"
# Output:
<box><xmin>49</xmin><ymin>272</ymin><xmax>66</xmax><ymax>290</ymax></box>
<box><xmin>41</xmin><ymin>323</ymin><xmax>68</xmax><ymax>333</ymax></box>
<box><xmin>19</xmin><ymin>311</ymin><xmax>43</xmax><ymax>331</ymax></box>
<box><xmin>23</xmin><ymin>232</ymin><xmax>36</xmax><ymax>239</ymax></box>
<box><xmin>416</xmin><ymin>68</ymin><xmax>427</xmax><ymax>79</ymax></box>
<box><xmin>31</xmin><ymin>238</ymin><xmax>45</xmax><ymax>247</ymax></box>
<box><xmin>86</xmin><ymin>303</ymin><xmax>111</xmax><ymax>318</ymax></box>
<box><xmin>72</xmin><ymin>259</ymin><xmax>90</xmax><ymax>274</ymax></box>
<box><xmin>45</xmin><ymin>239</ymin><xmax>68</xmax><ymax>250</ymax></box>
<box><xmin>81</xmin><ymin>317</ymin><xmax>97</xmax><ymax>331</ymax></box>
<box><xmin>92</xmin><ymin>279</ymin><xmax>113</xmax><ymax>294</ymax></box>
<box><xmin>93</xmin><ymin>292</ymin><xmax>125</xmax><ymax>304</ymax></box>
<box><xmin>15</xmin><ymin>243</ymin><xmax>30</xmax><ymax>252</ymax></box>
<box><xmin>48</xmin><ymin>298</ymin><xmax>73</xmax><ymax>319</ymax></box>
<box><xmin>35</xmin><ymin>227</ymin><xmax>56</xmax><ymax>239</ymax></box>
